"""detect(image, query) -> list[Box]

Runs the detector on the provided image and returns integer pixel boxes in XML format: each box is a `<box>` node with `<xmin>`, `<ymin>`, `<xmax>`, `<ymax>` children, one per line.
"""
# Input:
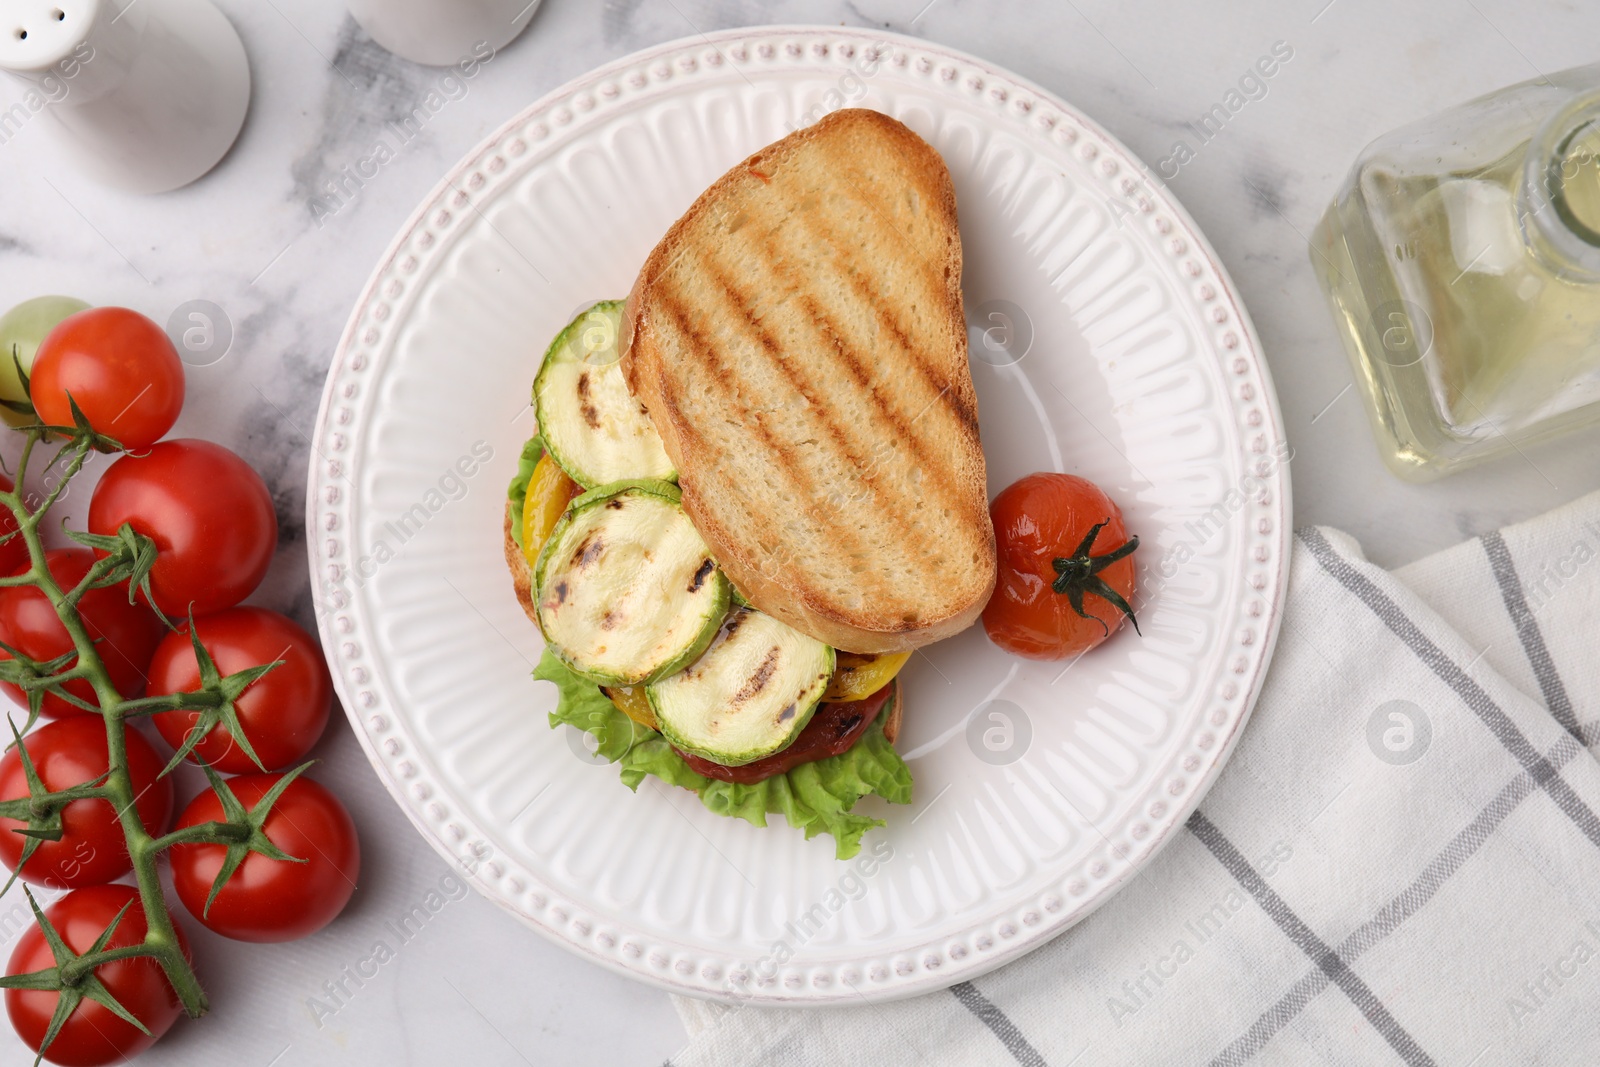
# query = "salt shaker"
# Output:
<box><xmin>0</xmin><ymin>0</ymin><xmax>250</xmax><ymax>195</ymax></box>
<box><xmin>346</xmin><ymin>0</ymin><xmax>540</xmax><ymax>68</ymax></box>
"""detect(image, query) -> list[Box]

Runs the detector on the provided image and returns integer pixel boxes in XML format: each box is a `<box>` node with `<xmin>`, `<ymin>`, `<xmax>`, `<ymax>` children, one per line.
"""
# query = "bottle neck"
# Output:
<box><xmin>1519</xmin><ymin>91</ymin><xmax>1600</xmax><ymax>280</ymax></box>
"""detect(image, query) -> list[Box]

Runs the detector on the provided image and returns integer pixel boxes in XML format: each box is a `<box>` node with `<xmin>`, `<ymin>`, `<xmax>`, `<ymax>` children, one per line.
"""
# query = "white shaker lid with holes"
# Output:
<box><xmin>0</xmin><ymin>0</ymin><xmax>250</xmax><ymax>194</ymax></box>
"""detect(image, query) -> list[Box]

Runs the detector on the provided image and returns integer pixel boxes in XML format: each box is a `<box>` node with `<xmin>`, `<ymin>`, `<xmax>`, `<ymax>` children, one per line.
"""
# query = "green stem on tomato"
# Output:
<box><xmin>57</xmin><ymin>942</ymin><xmax>162</xmax><ymax>984</ymax></box>
<box><xmin>148</xmin><ymin>820</ymin><xmax>250</xmax><ymax>853</ymax></box>
<box><xmin>116</xmin><ymin>690</ymin><xmax>225</xmax><ymax>718</ymax></box>
<box><xmin>1048</xmin><ymin>519</ymin><xmax>1141</xmax><ymax>636</ymax></box>
<box><xmin>22</xmin><ymin>437</ymin><xmax>91</xmax><ymax>531</ymax></box>
<box><xmin>61</xmin><ymin>549</ymin><xmax>129</xmax><ymax>609</ymax></box>
<box><xmin>0</xmin><ymin>428</ymin><xmax>209</xmax><ymax>1019</ymax></box>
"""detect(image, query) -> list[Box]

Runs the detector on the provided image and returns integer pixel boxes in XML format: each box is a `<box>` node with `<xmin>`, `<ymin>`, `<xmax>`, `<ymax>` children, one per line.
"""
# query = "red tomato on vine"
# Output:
<box><xmin>170</xmin><ymin>771</ymin><xmax>359</xmax><ymax>943</ymax></box>
<box><xmin>87</xmin><ymin>440</ymin><xmax>278</xmax><ymax>617</ymax></box>
<box><xmin>0</xmin><ymin>718</ymin><xmax>174</xmax><ymax>889</ymax></box>
<box><xmin>0</xmin><ymin>549</ymin><xmax>164</xmax><ymax>720</ymax></box>
<box><xmin>148</xmin><ymin>607</ymin><xmax>332</xmax><ymax>774</ymax></box>
<box><xmin>30</xmin><ymin>307</ymin><xmax>185</xmax><ymax>452</ymax></box>
<box><xmin>5</xmin><ymin>884</ymin><xmax>191</xmax><ymax>1066</ymax></box>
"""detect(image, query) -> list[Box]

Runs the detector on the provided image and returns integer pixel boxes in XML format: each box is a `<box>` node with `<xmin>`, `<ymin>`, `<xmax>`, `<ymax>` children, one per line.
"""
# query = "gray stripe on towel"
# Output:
<box><xmin>1482</xmin><ymin>529</ymin><xmax>1579</xmax><ymax>738</ymax></box>
<box><xmin>1299</xmin><ymin>527</ymin><xmax>1600</xmax><ymax>851</ymax></box>
<box><xmin>1187</xmin><ymin>810</ymin><xmax>1436</xmax><ymax>1067</ymax></box>
<box><xmin>948</xmin><ymin>981</ymin><xmax>1051</xmax><ymax>1067</ymax></box>
<box><xmin>1209</xmin><ymin>728</ymin><xmax>1588</xmax><ymax>1064</ymax></box>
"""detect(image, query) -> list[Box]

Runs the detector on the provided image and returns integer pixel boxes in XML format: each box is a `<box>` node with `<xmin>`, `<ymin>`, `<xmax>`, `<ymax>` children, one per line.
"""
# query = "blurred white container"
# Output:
<box><xmin>0</xmin><ymin>0</ymin><xmax>250</xmax><ymax>194</ymax></box>
<box><xmin>347</xmin><ymin>0</ymin><xmax>540</xmax><ymax>67</ymax></box>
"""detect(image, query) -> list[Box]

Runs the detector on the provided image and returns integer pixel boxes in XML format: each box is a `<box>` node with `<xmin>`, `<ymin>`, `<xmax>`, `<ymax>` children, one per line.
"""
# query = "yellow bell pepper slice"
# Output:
<box><xmin>823</xmin><ymin>651</ymin><xmax>911</xmax><ymax>703</ymax></box>
<box><xmin>604</xmin><ymin>684</ymin><xmax>658</xmax><ymax>731</ymax></box>
<box><xmin>522</xmin><ymin>451</ymin><xmax>580</xmax><ymax>567</ymax></box>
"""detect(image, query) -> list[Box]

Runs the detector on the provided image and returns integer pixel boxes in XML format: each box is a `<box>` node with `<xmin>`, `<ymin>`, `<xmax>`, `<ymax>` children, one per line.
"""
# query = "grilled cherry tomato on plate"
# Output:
<box><xmin>983</xmin><ymin>472</ymin><xmax>1139</xmax><ymax>660</ymax></box>
<box><xmin>30</xmin><ymin>307</ymin><xmax>185</xmax><ymax>452</ymax></box>
<box><xmin>148</xmin><ymin>607</ymin><xmax>332</xmax><ymax>774</ymax></box>
<box><xmin>0</xmin><ymin>548</ymin><xmax>164</xmax><ymax>719</ymax></box>
<box><xmin>87</xmin><ymin>439</ymin><xmax>278</xmax><ymax>617</ymax></box>
<box><xmin>5</xmin><ymin>884</ymin><xmax>191</xmax><ymax>1066</ymax></box>
<box><xmin>0</xmin><ymin>718</ymin><xmax>174</xmax><ymax>888</ymax></box>
<box><xmin>169</xmin><ymin>772</ymin><xmax>359</xmax><ymax>943</ymax></box>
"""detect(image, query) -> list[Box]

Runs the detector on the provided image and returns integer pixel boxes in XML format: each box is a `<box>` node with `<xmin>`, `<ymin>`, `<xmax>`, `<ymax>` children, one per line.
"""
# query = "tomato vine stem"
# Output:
<box><xmin>0</xmin><ymin>428</ymin><xmax>210</xmax><ymax>1018</ymax></box>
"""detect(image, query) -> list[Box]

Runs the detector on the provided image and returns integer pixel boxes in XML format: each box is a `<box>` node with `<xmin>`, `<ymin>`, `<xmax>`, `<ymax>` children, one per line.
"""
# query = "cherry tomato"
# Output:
<box><xmin>0</xmin><ymin>295</ymin><xmax>91</xmax><ymax>429</ymax></box>
<box><xmin>0</xmin><ymin>548</ymin><xmax>165</xmax><ymax>719</ymax></box>
<box><xmin>982</xmin><ymin>473</ymin><xmax>1140</xmax><ymax>660</ymax></box>
<box><xmin>0</xmin><ymin>473</ymin><xmax>27</xmax><ymax>577</ymax></box>
<box><xmin>87</xmin><ymin>440</ymin><xmax>278</xmax><ymax>617</ymax></box>
<box><xmin>169</xmin><ymin>772</ymin><xmax>359</xmax><ymax>943</ymax></box>
<box><xmin>148</xmin><ymin>607</ymin><xmax>331</xmax><ymax>774</ymax></box>
<box><xmin>6</xmin><ymin>884</ymin><xmax>191</xmax><ymax>1067</ymax></box>
<box><xmin>0</xmin><ymin>718</ymin><xmax>174</xmax><ymax>888</ymax></box>
<box><xmin>30</xmin><ymin>307</ymin><xmax>185</xmax><ymax>452</ymax></box>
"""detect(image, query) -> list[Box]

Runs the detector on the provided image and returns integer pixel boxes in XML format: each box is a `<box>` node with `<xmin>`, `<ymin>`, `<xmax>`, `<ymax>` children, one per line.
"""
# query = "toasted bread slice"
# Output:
<box><xmin>504</xmin><ymin>501</ymin><xmax>537</xmax><ymax>626</ymax></box>
<box><xmin>622</xmin><ymin>109</ymin><xmax>994</xmax><ymax>653</ymax></box>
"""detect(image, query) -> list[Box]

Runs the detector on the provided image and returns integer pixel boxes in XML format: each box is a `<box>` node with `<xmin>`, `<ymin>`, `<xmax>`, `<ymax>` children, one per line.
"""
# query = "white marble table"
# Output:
<box><xmin>1</xmin><ymin>0</ymin><xmax>1596</xmax><ymax>1063</ymax></box>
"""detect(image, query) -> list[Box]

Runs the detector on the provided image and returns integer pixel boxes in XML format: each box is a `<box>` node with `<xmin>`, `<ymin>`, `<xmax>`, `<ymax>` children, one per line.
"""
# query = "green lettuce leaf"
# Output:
<box><xmin>507</xmin><ymin>435</ymin><xmax>545</xmax><ymax>551</ymax></box>
<box><xmin>534</xmin><ymin>648</ymin><xmax>912</xmax><ymax>859</ymax></box>
<box><xmin>534</xmin><ymin>647</ymin><xmax>654</xmax><ymax>760</ymax></box>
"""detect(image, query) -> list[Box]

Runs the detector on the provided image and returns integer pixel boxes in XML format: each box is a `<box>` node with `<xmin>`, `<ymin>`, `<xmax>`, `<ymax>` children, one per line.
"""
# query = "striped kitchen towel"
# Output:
<box><xmin>668</xmin><ymin>489</ymin><xmax>1600</xmax><ymax>1065</ymax></box>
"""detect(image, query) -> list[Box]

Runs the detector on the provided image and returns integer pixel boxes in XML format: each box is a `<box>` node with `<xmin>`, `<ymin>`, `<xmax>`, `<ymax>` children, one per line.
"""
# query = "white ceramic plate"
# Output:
<box><xmin>308</xmin><ymin>26</ymin><xmax>1290</xmax><ymax>1006</ymax></box>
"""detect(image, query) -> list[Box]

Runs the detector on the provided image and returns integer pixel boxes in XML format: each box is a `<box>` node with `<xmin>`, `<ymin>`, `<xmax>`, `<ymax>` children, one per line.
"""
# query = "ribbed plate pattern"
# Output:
<box><xmin>308</xmin><ymin>27</ymin><xmax>1291</xmax><ymax>1005</ymax></box>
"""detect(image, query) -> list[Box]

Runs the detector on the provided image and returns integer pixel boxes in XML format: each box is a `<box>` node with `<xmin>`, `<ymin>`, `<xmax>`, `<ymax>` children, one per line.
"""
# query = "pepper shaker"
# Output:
<box><xmin>0</xmin><ymin>0</ymin><xmax>250</xmax><ymax>194</ymax></box>
<box><xmin>346</xmin><ymin>0</ymin><xmax>540</xmax><ymax>68</ymax></box>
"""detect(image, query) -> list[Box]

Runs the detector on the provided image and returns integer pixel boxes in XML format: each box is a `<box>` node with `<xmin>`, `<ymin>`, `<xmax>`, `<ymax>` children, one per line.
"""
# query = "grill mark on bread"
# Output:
<box><xmin>705</xmin><ymin>229</ymin><xmax>964</xmax><ymax>565</ymax></box>
<box><xmin>621</xmin><ymin>110</ymin><xmax>995</xmax><ymax>648</ymax></box>
<box><xmin>653</xmin><ymin>295</ymin><xmax>819</xmax><ymax>526</ymax></box>
<box><xmin>751</xmin><ymin>168</ymin><xmax>970</xmax><ymax>456</ymax></box>
<box><xmin>811</xmin><ymin>141</ymin><xmax>930</xmax><ymax>266</ymax></box>
<box><xmin>693</xmin><ymin>258</ymin><xmax>918</xmax><ymax>602</ymax></box>
<box><xmin>783</xmin><ymin>194</ymin><xmax>965</xmax><ymax>409</ymax></box>
<box><xmin>835</xmin><ymin>154</ymin><xmax>953</xmax><ymax>297</ymax></box>
<box><xmin>702</xmin><ymin>257</ymin><xmax>917</xmax><ymax>479</ymax></box>
<box><xmin>646</xmin><ymin>274</ymin><xmax>978</xmax><ymax>624</ymax></box>
<box><xmin>790</xmin><ymin>289</ymin><xmax>953</xmax><ymax>480</ymax></box>
<box><xmin>653</xmin><ymin>272</ymin><xmax>889</xmax><ymax>601</ymax></box>
<box><xmin>689</xmin><ymin>213</ymin><xmax>974</xmax><ymax>606</ymax></box>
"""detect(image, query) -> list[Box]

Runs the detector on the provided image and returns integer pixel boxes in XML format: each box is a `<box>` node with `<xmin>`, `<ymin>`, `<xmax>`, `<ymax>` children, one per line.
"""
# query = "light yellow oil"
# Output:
<box><xmin>1312</xmin><ymin>124</ymin><xmax>1600</xmax><ymax>478</ymax></box>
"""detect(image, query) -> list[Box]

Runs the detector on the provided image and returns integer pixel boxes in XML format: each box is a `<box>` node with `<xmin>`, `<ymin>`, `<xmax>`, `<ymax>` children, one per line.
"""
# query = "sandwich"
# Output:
<box><xmin>504</xmin><ymin>109</ymin><xmax>995</xmax><ymax>858</ymax></box>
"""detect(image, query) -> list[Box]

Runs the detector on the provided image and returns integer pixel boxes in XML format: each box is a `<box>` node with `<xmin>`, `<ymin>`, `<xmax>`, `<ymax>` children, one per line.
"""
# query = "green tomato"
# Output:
<box><xmin>0</xmin><ymin>295</ymin><xmax>91</xmax><ymax>427</ymax></box>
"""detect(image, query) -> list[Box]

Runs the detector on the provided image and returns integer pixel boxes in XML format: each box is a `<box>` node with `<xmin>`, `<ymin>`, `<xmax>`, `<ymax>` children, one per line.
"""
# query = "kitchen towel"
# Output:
<box><xmin>667</xmin><ymin>489</ymin><xmax>1600</xmax><ymax>1065</ymax></box>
